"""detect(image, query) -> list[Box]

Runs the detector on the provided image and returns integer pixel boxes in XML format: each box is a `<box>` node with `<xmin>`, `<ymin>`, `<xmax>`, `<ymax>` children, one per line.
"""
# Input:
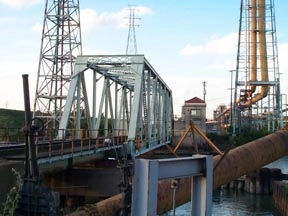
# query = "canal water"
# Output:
<box><xmin>163</xmin><ymin>156</ymin><xmax>288</xmax><ymax>216</ymax></box>
<box><xmin>1</xmin><ymin>157</ymin><xmax>287</xmax><ymax>215</ymax></box>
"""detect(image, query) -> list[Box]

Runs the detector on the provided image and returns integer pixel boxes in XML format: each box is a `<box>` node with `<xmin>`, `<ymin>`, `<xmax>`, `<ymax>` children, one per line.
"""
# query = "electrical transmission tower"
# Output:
<box><xmin>33</xmin><ymin>0</ymin><xmax>87</xmax><ymax>133</ymax></box>
<box><xmin>232</xmin><ymin>0</ymin><xmax>282</xmax><ymax>135</ymax></box>
<box><xmin>126</xmin><ymin>6</ymin><xmax>140</xmax><ymax>54</ymax></box>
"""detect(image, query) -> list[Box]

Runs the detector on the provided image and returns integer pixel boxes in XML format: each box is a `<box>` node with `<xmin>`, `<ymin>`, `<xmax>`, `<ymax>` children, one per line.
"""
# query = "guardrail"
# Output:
<box><xmin>0</xmin><ymin>128</ymin><xmax>128</xmax><ymax>162</ymax></box>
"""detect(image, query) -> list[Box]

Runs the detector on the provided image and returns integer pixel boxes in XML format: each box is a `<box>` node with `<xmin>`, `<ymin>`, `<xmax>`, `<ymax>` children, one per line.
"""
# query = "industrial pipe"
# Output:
<box><xmin>251</xmin><ymin>0</ymin><xmax>269</xmax><ymax>103</ymax></box>
<box><xmin>250</xmin><ymin>0</ymin><xmax>257</xmax><ymax>94</ymax></box>
<box><xmin>67</xmin><ymin>129</ymin><xmax>288</xmax><ymax>215</ymax></box>
<box><xmin>239</xmin><ymin>0</ymin><xmax>269</xmax><ymax>106</ymax></box>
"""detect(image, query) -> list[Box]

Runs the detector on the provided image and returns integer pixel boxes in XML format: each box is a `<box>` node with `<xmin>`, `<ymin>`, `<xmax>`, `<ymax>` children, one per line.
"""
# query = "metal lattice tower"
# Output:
<box><xmin>126</xmin><ymin>6</ymin><xmax>140</xmax><ymax>54</ymax></box>
<box><xmin>33</xmin><ymin>0</ymin><xmax>86</xmax><ymax>132</ymax></box>
<box><xmin>232</xmin><ymin>0</ymin><xmax>282</xmax><ymax>135</ymax></box>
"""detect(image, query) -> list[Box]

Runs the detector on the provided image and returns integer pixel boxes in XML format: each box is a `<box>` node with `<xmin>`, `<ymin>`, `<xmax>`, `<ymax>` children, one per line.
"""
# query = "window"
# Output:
<box><xmin>191</xmin><ymin>109</ymin><xmax>201</xmax><ymax>117</ymax></box>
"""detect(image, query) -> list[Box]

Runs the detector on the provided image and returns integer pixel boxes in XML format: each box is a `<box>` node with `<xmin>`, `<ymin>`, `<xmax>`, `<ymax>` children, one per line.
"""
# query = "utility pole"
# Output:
<box><xmin>229</xmin><ymin>70</ymin><xmax>235</xmax><ymax>111</ymax></box>
<box><xmin>229</xmin><ymin>70</ymin><xmax>235</xmax><ymax>132</ymax></box>
<box><xmin>202</xmin><ymin>81</ymin><xmax>207</xmax><ymax>102</ymax></box>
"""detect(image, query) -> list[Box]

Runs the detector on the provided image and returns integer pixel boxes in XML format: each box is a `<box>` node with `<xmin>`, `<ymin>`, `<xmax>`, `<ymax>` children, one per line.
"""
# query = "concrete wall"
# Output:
<box><xmin>173</xmin><ymin>119</ymin><xmax>206</xmax><ymax>149</ymax></box>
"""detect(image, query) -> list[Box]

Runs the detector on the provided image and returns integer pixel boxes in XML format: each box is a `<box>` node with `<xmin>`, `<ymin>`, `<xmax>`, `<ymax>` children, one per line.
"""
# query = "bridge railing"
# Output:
<box><xmin>0</xmin><ymin>128</ymin><xmax>128</xmax><ymax>160</ymax></box>
<box><xmin>32</xmin><ymin>129</ymin><xmax>127</xmax><ymax>159</ymax></box>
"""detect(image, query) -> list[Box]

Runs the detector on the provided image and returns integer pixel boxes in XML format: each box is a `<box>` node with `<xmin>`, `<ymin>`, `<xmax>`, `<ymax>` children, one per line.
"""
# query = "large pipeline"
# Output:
<box><xmin>250</xmin><ymin>0</ymin><xmax>257</xmax><ymax>94</ymax></box>
<box><xmin>240</xmin><ymin>0</ymin><xmax>269</xmax><ymax>105</ymax></box>
<box><xmin>251</xmin><ymin>0</ymin><xmax>269</xmax><ymax>103</ymax></box>
<box><xmin>67</xmin><ymin>129</ymin><xmax>288</xmax><ymax>215</ymax></box>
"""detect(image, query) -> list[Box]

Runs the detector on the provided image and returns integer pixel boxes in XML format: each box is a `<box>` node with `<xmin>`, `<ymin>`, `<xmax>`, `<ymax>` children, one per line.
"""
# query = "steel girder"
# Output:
<box><xmin>58</xmin><ymin>55</ymin><xmax>173</xmax><ymax>157</ymax></box>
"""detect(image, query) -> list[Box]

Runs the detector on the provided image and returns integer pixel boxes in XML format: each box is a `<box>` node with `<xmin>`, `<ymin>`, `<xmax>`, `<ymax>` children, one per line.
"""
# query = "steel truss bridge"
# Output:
<box><xmin>56</xmin><ymin>54</ymin><xmax>174</xmax><ymax>159</ymax></box>
<box><xmin>0</xmin><ymin>55</ymin><xmax>173</xmax><ymax>170</ymax></box>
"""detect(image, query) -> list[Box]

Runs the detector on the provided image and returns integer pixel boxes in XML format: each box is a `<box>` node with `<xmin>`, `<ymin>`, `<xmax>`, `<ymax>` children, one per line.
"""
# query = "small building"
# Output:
<box><xmin>181</xmin><ymin>97</ymin><xmax>206</xmax><ymax>134</ymax></box>
<box><xmin>173</xmin><ymin>97</ymin><xmax>206</xmax><ymax>148</ymax></box>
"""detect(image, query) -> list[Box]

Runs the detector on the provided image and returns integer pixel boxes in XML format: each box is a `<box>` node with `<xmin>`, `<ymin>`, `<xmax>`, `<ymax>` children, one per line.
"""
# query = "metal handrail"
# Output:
<box><xmin>0</xmin><ymin>128</ymin><xmax>128</xmax><ymax>163</ymax></box>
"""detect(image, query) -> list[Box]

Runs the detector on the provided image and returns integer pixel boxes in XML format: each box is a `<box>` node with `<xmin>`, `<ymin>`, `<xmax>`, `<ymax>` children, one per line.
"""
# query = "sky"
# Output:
<box><xmin>0</xmin><ymin>0</ymin><xmax>288</xmax><ymax>119</ymax></box>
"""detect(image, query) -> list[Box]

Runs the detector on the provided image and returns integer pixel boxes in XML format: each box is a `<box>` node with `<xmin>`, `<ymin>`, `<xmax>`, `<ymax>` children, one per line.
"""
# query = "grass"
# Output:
<box><xmin>0</xmin><ymin>109</ymin><xmax>25</xmax><ymax>128</ymax></box>
<box><xmin>0</xmin><ymin>109</ymin><xmax>25</xmax><ymax>142</ymax></box>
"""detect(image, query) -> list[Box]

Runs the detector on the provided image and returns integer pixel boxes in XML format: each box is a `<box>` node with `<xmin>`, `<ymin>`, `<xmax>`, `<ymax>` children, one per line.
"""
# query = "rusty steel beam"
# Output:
<box><xmin>67</xmin><ymin>130</ymin><xmax>288</xmax><ymax>215</ymax></box>
<box><xmin>67</xmin><ymin>193</ymin><xmax>125</xmax><ymax>216</ymax></box>
<box><xmin>173</xmin><ymin>120</ymin><xmax>223</xmax><ymax>156</ymax></box>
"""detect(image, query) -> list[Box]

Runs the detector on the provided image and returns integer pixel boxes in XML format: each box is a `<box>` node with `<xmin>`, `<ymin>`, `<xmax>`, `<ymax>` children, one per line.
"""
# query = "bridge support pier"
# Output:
<box><xmin>42</xmin><ymin>162</ymin><xmax>122</xmax><ymax>210</ymax></box>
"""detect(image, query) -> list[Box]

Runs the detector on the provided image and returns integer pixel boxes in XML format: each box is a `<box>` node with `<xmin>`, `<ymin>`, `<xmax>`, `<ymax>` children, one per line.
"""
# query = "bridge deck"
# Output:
<box><xmin>0</xmin><ymin>136</ymin><xmax>127</xmax><ymax>165</ymax></box>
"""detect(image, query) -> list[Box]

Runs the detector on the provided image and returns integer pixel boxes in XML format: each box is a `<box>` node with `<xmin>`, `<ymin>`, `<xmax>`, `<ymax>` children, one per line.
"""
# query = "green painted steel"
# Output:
<box><xmin>59</xmin><ymin>55</ymin><xmax>174</xmax><ymax>158</ymax></box>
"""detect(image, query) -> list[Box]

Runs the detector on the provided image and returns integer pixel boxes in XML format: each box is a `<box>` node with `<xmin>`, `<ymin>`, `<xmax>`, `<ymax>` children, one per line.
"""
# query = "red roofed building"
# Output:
<box><xmin>181</xmin><ymin>97</ymin><xmax>206</xmax><ymax>124</ymax></box>
<box><xmin>182</xmin><ymin>96</ymin><xmax>207</xmax><ymax>142</ymax></box>
<box><xmin>173</xmin><ymin>97</ymin><xmax>207</xmax><ymax>148</ymax></box>
<box><xmin>184</xmin><ymin>97</ymin><xmax>206</xmax><ymax>104</ymax></box>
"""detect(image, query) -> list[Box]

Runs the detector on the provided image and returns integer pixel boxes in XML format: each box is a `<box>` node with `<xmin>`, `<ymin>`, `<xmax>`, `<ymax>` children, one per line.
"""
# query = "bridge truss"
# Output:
<box><xmin>58</xmin><ymin>55</ymin><xmax>174</xmax><ymax>157</ymax></box>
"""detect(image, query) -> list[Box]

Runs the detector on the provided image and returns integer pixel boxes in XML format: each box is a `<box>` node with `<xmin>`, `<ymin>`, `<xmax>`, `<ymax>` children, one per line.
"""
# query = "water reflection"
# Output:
<box><xmin>265</xmin><ymin>156</ymin><xmax>288</xmax><ymax>173</ymax></box>
<box><xmin>162</xmin><ymin>189</ymin><xmax>274</xmax><ymax>216</ymax></box>
<box><xmin>212</xmin><ymin>189</ymin><xmax>274</xmax><ymax>216</ymax></box>
<box><xmin>163</xmin><ymin>156</ymin><xmax>288</xmax><ymax>216</ymax></box>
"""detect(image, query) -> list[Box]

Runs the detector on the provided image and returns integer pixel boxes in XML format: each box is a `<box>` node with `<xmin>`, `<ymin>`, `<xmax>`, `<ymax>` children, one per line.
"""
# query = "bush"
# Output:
<box><xmin>234</xmin><ymin>128</ymin><xmax>270</xmax><ymax>146</ymax></box>
<box><xmin>1</xmin><ymin>168</ymin><xmax>22</xmax><ymax>216</ymax></box>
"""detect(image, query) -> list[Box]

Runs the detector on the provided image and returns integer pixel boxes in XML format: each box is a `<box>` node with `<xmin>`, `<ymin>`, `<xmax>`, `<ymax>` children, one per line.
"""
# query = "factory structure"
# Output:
<box><xmin>31</xmin><ymin>0</ymin><xmax>284</xmax><ymax>139</ymax></box>
<box><xmin>179</xmin><ymin>0</ymin><xmax>284</xmax><ymax>137</ymax></box>
<box><xmin>232</xmin><ymin>0</ymin><xmax>282</xmax><ymax>135</ymax></box>
<box><xmin>6</xmin><ymin>0</ymin><xmax>288</xmax><ymax>215</ymax></box>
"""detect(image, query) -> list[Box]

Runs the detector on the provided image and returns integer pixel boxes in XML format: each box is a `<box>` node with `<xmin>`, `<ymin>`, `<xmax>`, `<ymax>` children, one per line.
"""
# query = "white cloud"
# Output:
<box><xmin>132</xmin><ymin>6</ymin><xmax>153</xmax><ymax>16</ymax></box>
<box><xmin>0</xmin><ymin>0</ymin><xmax>42</xmax><ymax>8</ymax></box>
<box><xmin>179</xmin><ymin>32</ymin><xmax>238</xmax><ymax>71</ymax></box>
<box><xmin>180</xmin><ymin>44</ymin><xmax>204</xmax><ymax>56</ymax></box>
<box><xmin>80</xmin><ymin>6</ymin><xmax>152</xmax><ymax>33</ymax></box>
<box><xmin>0</xmin><ymin>16</ymin><xmax>14</xmax><ymax>25</ymax></box>
<box><xmin>206</xmin><ymin>33</ymin><xmax>238</xmax><ymax>55</ymax></box>
<box><xmin>32</xmin><ymin>22</ymin><xmax>42</xmax><ymax>32</ymax></box>
<box><xmin>180</xmin><ymin>32</ymin><xmax>238</xmax><ymax>56</ymax></box>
